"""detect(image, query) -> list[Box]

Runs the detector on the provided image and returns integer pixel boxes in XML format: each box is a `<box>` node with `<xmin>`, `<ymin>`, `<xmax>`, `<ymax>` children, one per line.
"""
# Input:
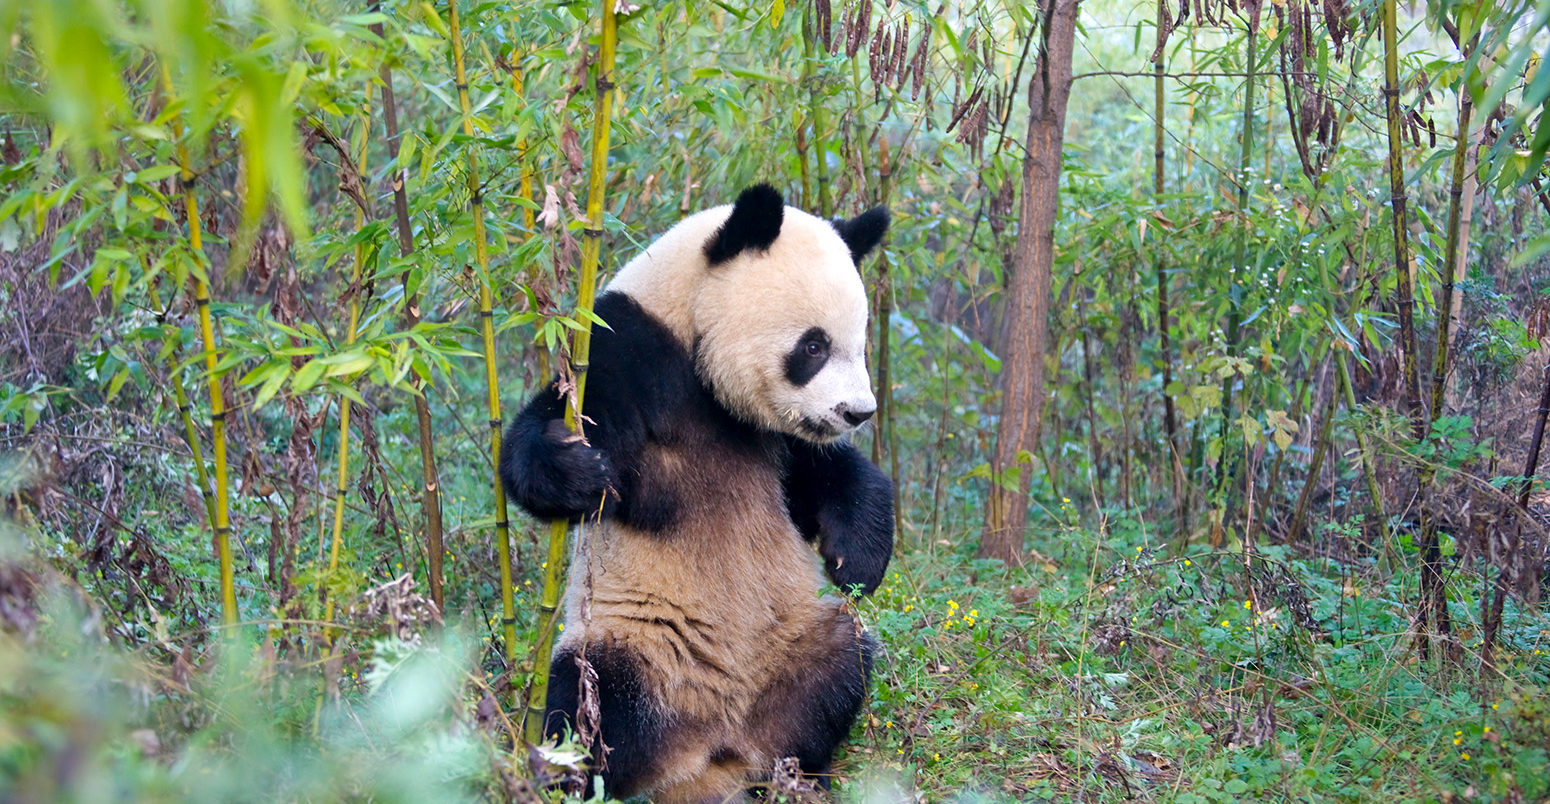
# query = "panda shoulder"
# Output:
<box><xmin>586</xmin><ymin>291</ymin><xmax>699</xmax><ymax>420</ymax></box>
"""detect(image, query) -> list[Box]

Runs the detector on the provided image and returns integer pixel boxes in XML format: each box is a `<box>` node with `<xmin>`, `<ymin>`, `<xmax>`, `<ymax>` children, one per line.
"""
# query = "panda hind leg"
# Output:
<box><xmin>745</xmin><ymin>616</ymin><xmax>875</xmax><ymax>784</ymax></box>
<box><xmin>543</xmin><ymin>642</ymin><xmax>665</xmax><ymax>798</ymax></box>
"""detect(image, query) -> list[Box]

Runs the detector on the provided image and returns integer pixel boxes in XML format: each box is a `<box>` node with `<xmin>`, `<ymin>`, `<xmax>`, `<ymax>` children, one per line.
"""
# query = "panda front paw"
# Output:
<box><xmin>823</xmin><ymin>542</ymin><xmax>891</xmax><ymax>597</ymax></box>
<box><xmin>502</xmin><ymin>416</ymin><xmax>618</xmax><ymax>521</ymax></box>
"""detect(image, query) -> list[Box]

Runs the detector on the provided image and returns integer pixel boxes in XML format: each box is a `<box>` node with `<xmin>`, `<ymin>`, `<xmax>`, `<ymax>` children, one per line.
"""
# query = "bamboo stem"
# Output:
<box><xmin>805</xmin><ymin>4</ymin><xmax>831</xmax><ymax>217</ymax></box>
<box><xmin>376</xmin><ymin>28</ymin><xmax>446</xmax><ymax>612</ymax></box>
<box><xmin>164</xmin><ymin>66</ymin><xmax>237</xmax><ymax>629</ymax></box>
<box><xmin>445</xmin><ymin>0</ymin><xmax>520</xmax><ymax>686</ymax></box>
<box><xmin>1154</xmin><ymin>0</ymin><xmax>1183</xmax><ymax>529</ymax></box>
<box><xmin>874</xmin><ymin>138</ymin><xmax>902</xmax><ymax>537</ymax></box>
<box><xmin>320</xmin><ymin>86</ymin><xmax>374</xmax><ymax>647</ymax></box>
<box><xmin>525</xmin><ymin>0</ymin><xmax>619</xmax><ymax>744</ymax></box>
<box><xmin>148</xmin><ymin>280</ymin><xmax>217</xmax><ymax>532</ymax></box>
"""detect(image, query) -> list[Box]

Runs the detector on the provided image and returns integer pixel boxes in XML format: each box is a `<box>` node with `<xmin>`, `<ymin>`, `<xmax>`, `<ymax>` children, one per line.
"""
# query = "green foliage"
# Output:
<box><xmin>2</xmin><ymin>0</ymin><xmax>1550</xmax><ymax>799</ymax></box>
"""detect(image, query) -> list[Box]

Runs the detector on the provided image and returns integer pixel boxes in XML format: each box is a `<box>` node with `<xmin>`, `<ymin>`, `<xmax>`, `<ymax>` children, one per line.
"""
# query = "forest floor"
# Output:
<box><xmin>834</xmin><ymin>524</ymin><xmax>1550</xmax><ymax>803</ymax></box>
<box><xmin>5</xmin><ymin>490</ymin><xmax>1550</xmax><ymax>802</ymax></box>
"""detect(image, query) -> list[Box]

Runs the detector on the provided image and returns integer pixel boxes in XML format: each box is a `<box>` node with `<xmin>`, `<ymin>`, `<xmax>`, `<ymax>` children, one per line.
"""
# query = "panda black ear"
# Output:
<box><xmin>832</xmin><ymin>206</ymin><xmax>890</xmax><ymax>264</ymax></box>
<box><xmin>705</xmin><ymin>183</ymin><xmax>785</xmax><ymax>265</ymax></box>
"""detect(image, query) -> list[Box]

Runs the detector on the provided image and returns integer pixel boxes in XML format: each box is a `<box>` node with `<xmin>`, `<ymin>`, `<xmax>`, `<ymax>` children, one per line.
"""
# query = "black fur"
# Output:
<box><xmin>830</xmin><ymin>206</ymin><xmax>890</xmax><ymax>264</ymax></box>
<box><xmin>748</xmin><ymin>630</ymin><xmax>875</xmax><ymax>781</ymax></box>
<box><xmin>544</xmin><ymin>643</ymin><xmax>665</xmax><ymax>797</ymax></box>
<box><xmin>505</xmin><ymin>282</ymin><xmax>893</xmax><ymax>795</ymax></box>
<box><xmin>783</xmin><ymin>438</ymin><xmax>895</xmax><ymax>596</ymax></box>
<box><xmin>503</xmin><ymin>292</ymin><xmax>771</xmax><ymax>533</ymax></box>
<box><xmin>704</xmin><ymin>183</ymin><xmax>785</xmax><ymax>264</ymax></box>
<box><xmin>782</xmin><ymin>327</ymin><xmax>830</xmax><ymax>387</ymax></box>
<box><xmin>500</xmin><ymin>394</ymin><xmax>618</xmax><ymax>521</ymax></box>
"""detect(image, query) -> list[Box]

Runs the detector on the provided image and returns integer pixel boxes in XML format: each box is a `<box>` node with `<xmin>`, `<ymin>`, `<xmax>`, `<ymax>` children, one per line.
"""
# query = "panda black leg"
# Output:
<box><xmin>745</xmin><ymin>614</ymin><xmax>874</xmax><ymax>785</ymax></box>
<box><xmin>543</xmin><ymin>643</ymin><xmax>665</xmax><ymax>798</ymax></box>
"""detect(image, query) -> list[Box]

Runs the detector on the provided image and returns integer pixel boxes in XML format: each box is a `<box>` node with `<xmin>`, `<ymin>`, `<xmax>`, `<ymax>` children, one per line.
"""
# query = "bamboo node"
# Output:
<box><xmin>488</xmin><ymin>418</ymin><xmax>502</xmax><ymax>429</ymax></box>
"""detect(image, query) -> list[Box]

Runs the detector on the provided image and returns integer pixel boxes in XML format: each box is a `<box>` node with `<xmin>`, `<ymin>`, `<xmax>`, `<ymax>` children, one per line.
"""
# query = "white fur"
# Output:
<box><xmin>607</xmin><ymin>204</ymin><xmax>875</xmax><ymax>442</ymax></box>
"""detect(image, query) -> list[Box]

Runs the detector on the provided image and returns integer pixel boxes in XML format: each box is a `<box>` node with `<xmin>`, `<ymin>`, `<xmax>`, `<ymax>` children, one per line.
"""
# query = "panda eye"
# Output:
<box><xmin>804</xmin><ymin>340</ymin><xmax>826</xmax><ymax>358</ymax></box>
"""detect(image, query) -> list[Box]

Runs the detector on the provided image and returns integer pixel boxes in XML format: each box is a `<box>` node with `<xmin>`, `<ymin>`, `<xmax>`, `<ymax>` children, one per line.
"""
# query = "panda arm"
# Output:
<box><xmin>500</xmin><ymin>292</ymin><xmax>681</xmax><ymax>525</ymax></box>
<box><xmin>784</xmin><ymin>438</ymin><xmax>894</xmax><ymax>596</ymax></box>
<box><xmin>500</xmin><ymin>382</ymin><xmax>621</xmax><ymax>522</ymax></box>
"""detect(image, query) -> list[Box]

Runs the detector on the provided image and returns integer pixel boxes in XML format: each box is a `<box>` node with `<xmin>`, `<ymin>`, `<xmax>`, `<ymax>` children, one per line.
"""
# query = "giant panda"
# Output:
<box><xmin>500</xmin><ymin>183</ymin><xmax>895</xmax><ymax>802</ymax></box>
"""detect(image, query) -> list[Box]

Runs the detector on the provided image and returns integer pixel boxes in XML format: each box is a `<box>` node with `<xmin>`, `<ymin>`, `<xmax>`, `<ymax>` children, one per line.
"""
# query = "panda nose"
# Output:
<box><xmin>841</xmin><ymin>407</ymin><xmax>875</xmax><ymax>426</ymax></box>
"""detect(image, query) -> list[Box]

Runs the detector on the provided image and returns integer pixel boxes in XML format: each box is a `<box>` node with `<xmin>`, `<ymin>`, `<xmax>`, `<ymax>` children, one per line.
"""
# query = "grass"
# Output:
<box><xmin>6</xmin><ymin>411</ymin><xmax>1550</xmax><ymax>802</ymax></box>
<box><xmin>835</xmin><ymin>520</ymin><xmax>1550</xmax><ymax>802</ymax></box>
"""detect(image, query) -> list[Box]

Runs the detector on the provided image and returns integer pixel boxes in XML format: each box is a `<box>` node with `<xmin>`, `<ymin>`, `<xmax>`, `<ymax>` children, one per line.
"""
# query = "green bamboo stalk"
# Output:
<box><xmin>377</xmin><ymin>30</ymin><xmax>446</xmax><ymax>612</ymax></box>
<box><xmin>804</xmin><ymin>3</ymin><xmax>831</xmax><ymax>217</ymax></box>
<box><xmin>321</xmin><ymin>87</ymin><xmax>374</xmax><ymax>643</ymax></box>
<box><xmin>445</xmin><ymin>0</ymin><xmax>519</xmax><ymax>682</ymax></box>
<box><xmin>526</xmin><ymin>0</ymin><xmax>619</xmax><ymax>744</ymax></box>
<box><xmin>875</xmin><ymin>138</ymin><xmax>902</xmax><ymax>537</ymax></box>
<box><xmin>148</xmin><ymin>280</ymin><xmax>216</xmax><ymax>531</ymax></box>
<box><xmin>164</xmin><ymin>65</ymin><xmax>237</xmax><ymax>628</ymax></box>
<box><xmin>1426</xmin><ymin>35</ymin><xmax>1475</xmax><ymax>445</ymax></box>
<box><xmin>1154</xmin><ymin>0</ymin><xmax>1183</xmax><ymax>525</ymax></box>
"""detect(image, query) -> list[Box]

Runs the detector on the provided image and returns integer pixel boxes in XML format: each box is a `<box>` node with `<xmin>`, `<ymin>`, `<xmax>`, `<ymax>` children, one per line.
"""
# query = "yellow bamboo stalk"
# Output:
<box><xmin>525</xmin><ymin>0</ymin><xmax>618</xmax><ymax>744</ymax></box>
<box><xmin>320</xmin><ymin>86</ymin><xmax>374</xmax><ymax>641</ymax></box>
<box><xmin>163</xmin><ymin>65</ymin><xmax>237</xmax><ymax>628</ymax></box>
<box><xmin>446</xmin><ymin>0</ymin><xmax>519</xmax><ymax>683</ymax></box>
<box><xmin>148</xmin><ymin>279</ymin><xmax>216</xmax><ymax>530</ymax></box>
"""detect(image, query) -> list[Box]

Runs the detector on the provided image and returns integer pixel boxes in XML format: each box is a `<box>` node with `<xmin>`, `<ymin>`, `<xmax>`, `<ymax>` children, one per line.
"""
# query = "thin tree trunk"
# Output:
<box><xmin>980</xmin><ymin>0</ymin><xmax>1082</xmax><ymax>563</ymax></box>
<box><xmin>1287</xmin><ymin>383</ymin><xmax>1337</xmax><ymax>544</ymax></box>
<box><xmin>376</xmin><ymin>32</ymin><xmax>446</xmax><ymax>612</ymax></box>
<box><xmin>526</xmin><ymin>0</ymin><xmax>619</xmax><ymax>743</ymax></box>
<box><xmin>1382</xmin><ymin>0</ymin><xmax>1449</xmax><ymax>656</ymax></box>
<box><xmin>1214</xmin><ymin>7</ymin><xmax>1260</xmax><ymax>547</ymax></box>
<box><xmin>1521</xmin><ymin>363</ymin><xmax>1550</xmax><ymax>509</ymax></box>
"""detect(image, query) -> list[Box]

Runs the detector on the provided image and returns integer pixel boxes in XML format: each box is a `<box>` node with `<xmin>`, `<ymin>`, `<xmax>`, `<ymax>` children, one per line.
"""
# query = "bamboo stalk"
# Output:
<box><xmin>163</xmin><ymin>66</ymin><xmax>237</xmax><ymax>628</ymax></box>
<box><xmin>805</xmin><ymin>3</ymin><xmax>831</xmax><ymax>217</ymax></box>
<box><xmin>320</xmin><ymin>87</ymin><xmax>374</xmax><ymax>640</ymax></box>
<box><xmin>874</xmin><ymin>138</ymin><xmax>902</xmax><ymax>537</ymax></box>
<box><xmin>1154</xmin><ymin>0</ymin><xmax>1183</xmax><ymax>525</ymax></box>
<box><xmin>1425</xmin><ymin>35</ymin><xmax>1475</xmax><ymax>444</ymax></box>
<box><xmin>444</xmin><ymin>0</ymin><xmax>519</xmax><ymax>684</ymax></box>
<box><xmin>525</xmin><ymin>0</ymin><xmax>619</xmax><ymax>743</ymax></box>
<box><xmin>148</xmin><ymin>280</ymin><xmax>217</xmax><ymax>531</ymax></box>
<box><xmin>1287</xmin><ymin>385</ymin><xmax>1337</xmax><ymax>544</ymax></box>
<box><xmin>376</xmin><ymin>26</ymin><xmax>447</xmax><ymax>612</ymax></box>
<box><xmin>1521</xmin><ymin>363</ymin><xmax>1550</xmax><ymax>509</ymax></box>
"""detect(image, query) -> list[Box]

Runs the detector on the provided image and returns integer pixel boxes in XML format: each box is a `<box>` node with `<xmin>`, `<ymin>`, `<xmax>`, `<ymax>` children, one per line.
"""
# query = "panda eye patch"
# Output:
<box><xmin>784</xmin><ymin>327</ymin><xmax>831</xmax><ymax>387</ymax></box>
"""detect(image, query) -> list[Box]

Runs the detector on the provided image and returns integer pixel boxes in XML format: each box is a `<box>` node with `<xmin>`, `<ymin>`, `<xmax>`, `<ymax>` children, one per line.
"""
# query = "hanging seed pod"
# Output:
<box><xmin>893</xmin><ymin>18</ymin><xmax>909</xmax><ymax>90</ymax></box>
<box><xmin>947</xmin><ymin>83</ymin><xmax>983</xmax><ymax>133</ymax></box>
<box><xmin>911</xmin><ymin>23</ymin><xmax>929</xmax><ymax>100</ymax></box>
<box><xmin>1324</xmin><ymin>0</ymin><xmax>1344</xmax><ymax>58</ymax></box>
<box><xmin>1177</xmin><ymin>0</ymin><xmax>1189</xmax><ymax>24</ymax></box>
<box><xmin>1303</xmin><ymin>4</ymin><xmax>1314</xmax><ymax>59</ymax></box>
<box><xmin>868</xmin><ymin>17</ymin><xmax>884</xmax><ymax>82</ymax></box>
<box><xmin>856</xmin><ymin>0</ymin><xmax>872</xmax><ymax>54</ymax></box>
<box><xmin>1426</xmin><ymin>116</ymin><xmax>1436</xmax><ymax>148</ymax></box>
<box><xmin>816</xmin><ymin>0</ymin><xmax>833</xmax><ymax>52</ymax></box>
<box><xmin>846</xmin><ymin>3</ymin><xmax>864</xmax><ymax>58</ymax></box>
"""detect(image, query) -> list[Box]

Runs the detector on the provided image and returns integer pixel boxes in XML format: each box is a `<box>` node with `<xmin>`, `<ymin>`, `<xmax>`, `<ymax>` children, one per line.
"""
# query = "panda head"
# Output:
<box><xmin>611</xmin><ymin>184</ymin><xmax>888</xmax><ymax>444</ymax></box>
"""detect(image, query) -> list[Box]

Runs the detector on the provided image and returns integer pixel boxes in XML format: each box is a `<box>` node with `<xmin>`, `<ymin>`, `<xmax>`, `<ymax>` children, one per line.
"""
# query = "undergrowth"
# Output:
<box><xmin>6</xmin><ymin>511</ymin><xmax>1549</xmax><ymax>803</ymax></box>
